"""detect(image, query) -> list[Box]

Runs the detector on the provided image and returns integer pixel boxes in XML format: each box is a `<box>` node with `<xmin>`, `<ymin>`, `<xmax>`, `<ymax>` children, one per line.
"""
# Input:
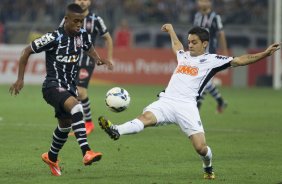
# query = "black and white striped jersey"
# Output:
<box><xmin>30</xmin><ymin>27</ymin><xmax>92</xmax><ymax>96</ymax></box>
<box><xmin>60</xmin><ymin>12</ymin><xmax>108</xmax><ymax>67</ymax></box>
<box><xmin>193</xmin><ymin>11</ymin><xmax>223</xmax><ymax>54</ymax></box>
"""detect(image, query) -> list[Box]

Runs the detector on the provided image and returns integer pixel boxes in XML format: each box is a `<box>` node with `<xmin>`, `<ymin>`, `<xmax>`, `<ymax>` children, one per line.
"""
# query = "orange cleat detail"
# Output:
<box><xmin>41</xmin><ymin>152</ymin><xmax>61</xmax><ymax>176</ymax></box>
<box><xmin>85</xmin><ymin>121</ymin><xmax>95</xmax><ymax>135</ymax></box>
<box><xmin>83</xmin><ymin>150</ymin><xmax>102</xmax><ymax>166</ymax></box>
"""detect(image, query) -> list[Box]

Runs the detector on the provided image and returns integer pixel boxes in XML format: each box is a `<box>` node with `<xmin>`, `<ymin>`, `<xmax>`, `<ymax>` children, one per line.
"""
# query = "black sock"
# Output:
<box><xmin>206</xmin><ymin>85</ymin><xmax>223</xmax><ymax>105</ymax></box>
<box><xmin>81</xmin><ymin>97</ymin><xmax>92</xmax><ymax>122</ymax></box>
<box><xmin>71</xmin><ymin>111</ymin><xmax>91</xmax><ymax>156</ymax></box>
<box><xmin>48</xmin><ymin>126</ymin><xmax>71</xmax><ymax>162</ymax></box>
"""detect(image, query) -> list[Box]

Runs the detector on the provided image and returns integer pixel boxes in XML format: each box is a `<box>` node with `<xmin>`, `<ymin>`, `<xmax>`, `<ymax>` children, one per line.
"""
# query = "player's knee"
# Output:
<box><xmin>194</xmin><ymin>144</ymin><xmax>208</xmax><ymax>156</ymax></box>
<box><xmin>71</xmin><ymin>103</ymin><xmax>83</xmax><ymax>115</ymax></box>
<box><xmin>58</xmin><ymin>119</ymin><xmax>72</xmax><ymax>127</ymax></box>
<box><xmin>77</xmin><ymin>87</ymin><xmax>88</xmax><ymax>100</ymax></box>
<box><xmin>137</xmin><ymin>112</ymin><xmax>157</xmax><ymax>127</ymax></box>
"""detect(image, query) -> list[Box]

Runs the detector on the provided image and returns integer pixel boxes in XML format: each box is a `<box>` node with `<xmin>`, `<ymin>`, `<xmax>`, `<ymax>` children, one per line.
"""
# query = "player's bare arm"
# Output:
<box><xmin>161</xmin><ymin>23</ymin><xmax>184</xmax><ymax>54</ymax></box>
<box><xmin>218</xmin><ymin>31</ymin><xmax>228</xmax><ymax>56</ymax></box>
<box><xmin>85</xmin><ymin>46</ymin><xmax>113</xmax><ymax>70</ymax></box>
<box><xmin>102</xmin><ymin>32</ymin><xmax>114</xmax><ymax>63</ymax></box>
<box><xmin>231</xmin><ymin>43</ymin><xmax>281</xmax><ymax>67</ymax></box>
<box><xmin>9</xmin><ymin>45</ymin><xmax>33</xmax><ymax>95</ymax></box>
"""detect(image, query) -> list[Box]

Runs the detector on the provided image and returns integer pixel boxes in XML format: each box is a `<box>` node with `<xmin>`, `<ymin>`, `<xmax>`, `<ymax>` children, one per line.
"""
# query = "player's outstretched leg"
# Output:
<box><xmin>98</xmin><ymin>111</ymin><xmax>157</xmax><ymax>140</ymax></box>
<box><xmin>190</xmin><ymin>133</ymin><xmax>215</xmax><ymax>179</ymax></box>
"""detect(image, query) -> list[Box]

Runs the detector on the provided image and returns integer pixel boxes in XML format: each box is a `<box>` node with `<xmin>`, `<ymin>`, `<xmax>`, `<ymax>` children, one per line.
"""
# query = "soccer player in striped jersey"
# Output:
<box><xmin>98</xmin><ymin>24</ymin><xmax>280</xmax><ymax>180</ymax></box>
<box><xmin>9</xmin><ymin>4</ymin><xmax>113</xmax><ymax>176</ymax></box>
<box><xmin>194</xmin><ymin>0</ymin><xmax>229</xmax><ymax>113</ymax></box>
<box><xmin>60</xmin><ymin>0</ymin><xmax>113</xmax><ymax>135</ymax></box>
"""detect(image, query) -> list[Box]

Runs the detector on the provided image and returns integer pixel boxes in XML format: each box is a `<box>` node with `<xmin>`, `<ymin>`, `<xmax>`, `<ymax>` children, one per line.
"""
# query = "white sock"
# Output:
<box><xmin>200</xmin><ymin>146</ymin><xmax>212</xmax><ymax>168</ymax></box>
<box><xmin>116</xmin><ymin>119</ymin><xmax>144</xmax><ymax>135</ymax></box>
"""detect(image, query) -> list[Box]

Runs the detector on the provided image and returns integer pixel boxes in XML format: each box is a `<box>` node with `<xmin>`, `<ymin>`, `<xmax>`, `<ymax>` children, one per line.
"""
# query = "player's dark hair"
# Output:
<box><xmin>188</xmin><ymin>26</ymin><xmax>210</xmax><ymax>42</ymax></box>
<box><xmin>66</xmin><ymin>3</ymin><xmax>84</xmax><ymax>14</ymax></box>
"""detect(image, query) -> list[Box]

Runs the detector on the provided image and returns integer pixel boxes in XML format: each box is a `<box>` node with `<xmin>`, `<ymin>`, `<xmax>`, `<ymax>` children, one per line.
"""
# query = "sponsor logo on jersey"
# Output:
<box><xmin>175</xmin><ymin>65</ymin><xmax>199</xmax><ymax>76</ymax></box>
<box><xmin>79</xmin><ymin>68</ymin><xmax>89</xmax><ymax>79</ymax></box>
<box><xmin>75</xmin><ymin>37</ymin><xmax>82</xmax><ymax>48</ymax></box>
<box><xmin>56</xmin><ymin>55</ymin><xmax>79</xmax><ymax>63</ymax></box>
<box><xmin>34</xmin><ymin>33</ymin><xmax>55</xmax><ymax>49</ymax></box>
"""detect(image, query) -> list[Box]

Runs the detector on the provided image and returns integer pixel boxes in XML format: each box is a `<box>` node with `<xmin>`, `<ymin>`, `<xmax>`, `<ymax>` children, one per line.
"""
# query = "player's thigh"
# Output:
<box><xmin>63</xmin><ymin>96</ymin><xmax>80</xmax><ymax>113</ymax></box>
<box><xmin>58</xmin><ymin>118</ymin><xmax>72</xmax><ymax>128</ymax></box>
<box><xmin>137</xmin><ymin>111</ymin><xmax>157</xmax><ymax>127</ymax></box>
<box><xmin>77</xmin><ymin>86</ymin><xmax>88</xmax><ymax>100</ymax></box>
<box><xmin>142</xmin><ymin>99</ymin><xmax>176</xmax><ymax>127</ymax></box>
<box><xmin>175</xmin><ymin>104</ymin><xmax>204</xmax><ymax>137</ymax></box>
<box><xmin>42</xmin><ymin>87</ymin><xmax>75</xmax><ymax>119</ymax></box>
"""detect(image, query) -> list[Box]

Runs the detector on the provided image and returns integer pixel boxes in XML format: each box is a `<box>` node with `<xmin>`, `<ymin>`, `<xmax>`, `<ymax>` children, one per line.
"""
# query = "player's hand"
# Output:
<box><xmin>97</xmin><ymin>58</ymin><xmax>114</xmax><ymax>70</ymax></box>
<box><xmin>9</xmin><ymin>79</ymin><xmax>24</xmax><ymax>96</ymax></box>
<box><xmin>161</xmin><ymin>24</ymin><xmax>173</xmax><ymax>33</ymax></box>
<box><xmin>265</xmin><ymin>43</ymin><xmax>281</xmax><ymax>56</ymax></box>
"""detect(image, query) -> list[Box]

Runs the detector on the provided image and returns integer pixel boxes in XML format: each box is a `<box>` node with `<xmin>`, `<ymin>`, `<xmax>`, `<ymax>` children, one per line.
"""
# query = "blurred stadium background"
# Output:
<box><xmin>0</xmin><ymin>0</ymin><xmax>281</xmax><ymax>88</ymax></box>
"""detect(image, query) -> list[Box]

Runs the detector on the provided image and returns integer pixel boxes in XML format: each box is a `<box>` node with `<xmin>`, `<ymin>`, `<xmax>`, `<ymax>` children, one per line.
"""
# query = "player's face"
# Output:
<box><xmin>197</xmin><ymin>0</ymin><xmax>212</xmax><ymax>12</ymax></box>
<box><xmin>64</xmin><ymin>12</ymin><xmax>85</xmax><ymax>36</ymax></box>
<box><xmin>188</xmin><ymin>34</ymin><xmax>208</xmax><ymax>56</ymax></box>
<box><xmin>75</xmin><ymin>0</ymin><xmax>91</xmax><ymax>11</ymax></box>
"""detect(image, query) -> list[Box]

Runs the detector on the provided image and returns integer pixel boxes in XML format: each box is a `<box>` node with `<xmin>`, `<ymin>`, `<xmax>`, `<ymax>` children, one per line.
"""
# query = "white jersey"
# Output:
<box><xmin>159</xmin><ymin>50</ymin><xmax>233</xmax><ymax>103</ymax></box>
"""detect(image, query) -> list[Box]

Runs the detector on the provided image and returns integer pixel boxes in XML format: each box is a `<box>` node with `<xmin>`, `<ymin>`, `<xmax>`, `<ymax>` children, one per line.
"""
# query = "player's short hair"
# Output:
<box><xmin>188</xmin><ymin>26</ymin><xmax>210</xmax><ymax>42</ymax></box>
<box><xmin>66</xmin><ymin>3</ymin><xmax>84</xmax><ymax>14</ymax></box>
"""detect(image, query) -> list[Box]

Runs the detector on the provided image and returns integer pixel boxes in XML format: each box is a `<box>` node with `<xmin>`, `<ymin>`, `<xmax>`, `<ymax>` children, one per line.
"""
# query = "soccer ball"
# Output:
<box><xmin>105</xmin><ymin>87</ymin><xmax>130</xmax><ymax>112</ymax></box>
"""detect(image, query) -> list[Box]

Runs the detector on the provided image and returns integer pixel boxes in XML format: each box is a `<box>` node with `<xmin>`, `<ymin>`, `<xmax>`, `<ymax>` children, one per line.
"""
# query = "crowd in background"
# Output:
<box><xmin>0</xmin><ymin>0</ymin><xmax>268</xmax><ymax>44</ymax></box>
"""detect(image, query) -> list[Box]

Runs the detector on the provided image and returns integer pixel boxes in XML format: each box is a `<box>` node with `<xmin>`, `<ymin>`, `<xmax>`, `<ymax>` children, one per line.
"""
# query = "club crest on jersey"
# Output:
<box><xmin>75</xmin><ymin>37</ymin><xmax>82</xmax><ymax>48</ymax></box>
<box><xmin>175</xmin><ymin>65</ymin><xmax>199</xmax><ymax>76</ymax></box>
<box><xmin>34</xmin><ymin>33</ymin><xmax>55</xmax><ymax>49</ymax></box>
<box><xmin>200</xmin><ymin>59</ymin><xmax>207</xmax><ymax>63</ymax></box>
<box><xmin>56</xmin><ymin>55</ymin><xmax>79</xmax><ymax>63</ymax></box>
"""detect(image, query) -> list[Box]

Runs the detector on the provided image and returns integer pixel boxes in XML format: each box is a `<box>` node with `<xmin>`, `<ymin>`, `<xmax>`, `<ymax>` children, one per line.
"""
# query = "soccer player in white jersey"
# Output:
<box><xmin>98</xmin><ymin>24</ymin><xmax>280</xmax><ymax>179</ymax></box>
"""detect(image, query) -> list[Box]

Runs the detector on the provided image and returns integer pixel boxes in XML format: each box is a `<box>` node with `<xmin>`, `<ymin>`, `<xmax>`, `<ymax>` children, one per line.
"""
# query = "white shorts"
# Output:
<box><xmin>143</xmin><ymin>98</ymin><xmax>204</xmax><ymax>137</ymax></box>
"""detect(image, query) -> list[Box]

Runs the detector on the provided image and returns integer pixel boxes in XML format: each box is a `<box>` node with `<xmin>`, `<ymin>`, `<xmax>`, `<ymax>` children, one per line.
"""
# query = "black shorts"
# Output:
<box><xmin>42</xmin><ymin>87</ymin><xmax>73</xmax><ymax>119</ymax></box>
<box><xmin>77</xmin><ymin>59</ymin><xmax>95</xmax><ymax>88</ymax></box>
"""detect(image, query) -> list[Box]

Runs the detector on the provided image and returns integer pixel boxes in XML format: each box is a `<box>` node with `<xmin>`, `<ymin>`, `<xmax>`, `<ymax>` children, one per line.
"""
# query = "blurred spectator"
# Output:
<box><xmin>27</xmin><ymin>28</ymin><xmax>43</xmax><ymax>43</ymax></box>
<box><xmin>0</xmin><ymin>0</ymin><xmax>269</xmax><ymax>44</ymax></box>
<box><xmin>114</xmin><ymin>19</ymin><xmax>132</xmax><ymax>48</ymax></box>
<box><xmin>0</xmin><ymin>0</ymin><xmax>268</xmax><ymax>25</ymax></box>
<box><xmin>0</xmin><ymin>21</ymin><xmax>4</xmax><ymax>43</ymax></box>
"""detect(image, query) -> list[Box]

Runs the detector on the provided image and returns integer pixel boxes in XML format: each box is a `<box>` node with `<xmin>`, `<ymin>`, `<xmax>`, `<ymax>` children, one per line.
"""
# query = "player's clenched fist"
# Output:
<box><xmin>161</xmin><ymin>24</ymin><xmax>174</xmax><ymax>33</ymax></box>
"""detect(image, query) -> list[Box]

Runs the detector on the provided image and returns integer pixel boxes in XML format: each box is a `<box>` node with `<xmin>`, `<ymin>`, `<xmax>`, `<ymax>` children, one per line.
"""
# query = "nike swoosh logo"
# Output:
<box><xmin>58</xmin><ymin>45</ymin><xmax>67</xmax><ymax>49</ymax></box>
<box><xmin>52</xmin><ymin>165</ymin><xmax>61</xmax><ymax>175</ymax></box>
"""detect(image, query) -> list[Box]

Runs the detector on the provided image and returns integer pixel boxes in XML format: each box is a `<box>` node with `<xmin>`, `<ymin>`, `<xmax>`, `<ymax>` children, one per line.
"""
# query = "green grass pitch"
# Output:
<box><xmin>0</xmin><ymin>84</ymin><xmax>282</xmax><ymax>184</ymax></box>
